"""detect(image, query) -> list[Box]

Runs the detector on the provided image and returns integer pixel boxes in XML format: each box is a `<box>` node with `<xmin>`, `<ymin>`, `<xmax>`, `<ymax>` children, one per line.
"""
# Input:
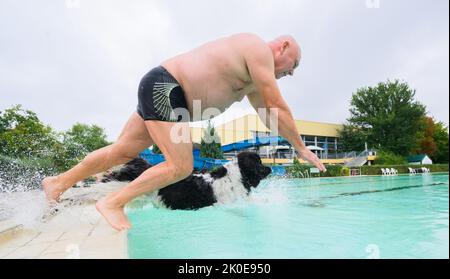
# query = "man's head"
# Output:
<box><xmin>268</xmin><ymin>35</ymin><xmax>301</xmax><ymax>79</ymax></box>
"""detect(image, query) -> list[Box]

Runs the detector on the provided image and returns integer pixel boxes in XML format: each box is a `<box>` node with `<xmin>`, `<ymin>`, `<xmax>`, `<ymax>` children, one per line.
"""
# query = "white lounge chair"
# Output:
<box><xmin>309</xmin><ymin>168</ymin><xmax>321</xmax><ymax>177</ymax></box>
<box><xmin>385</xmin><ymin>168</ymin><xmax>392</xmax><ymax>175</ymax></box>
<box><xmin>381</xmin><ymin>168</ymin><xmax>387</xmax><ymax>175</ymax></box>
<box><xmin>390</xmin><ymin>168</ymin><xmax>398</xmax><ymax>175</ymax></box>
<box><xmin>421</xmin><ymin>167</ymin><xmax>430</xmax><ymax>174</ymax></box>
<box><xmin>408</xmin><ymin>167</ymin><xmax>416</xmax><ymax>175</ymax></box>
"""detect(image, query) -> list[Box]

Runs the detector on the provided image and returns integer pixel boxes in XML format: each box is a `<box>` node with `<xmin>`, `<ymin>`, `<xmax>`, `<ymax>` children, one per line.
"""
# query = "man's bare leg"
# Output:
<box><xmin>42</xmin><ymin>112</ymin><xmax>154</xmax><ymax>202</ymax></box>
<box><xmin>96</xmin><ymin>121</ymin><xmax>193</xmax><ymax>231</ymax></box>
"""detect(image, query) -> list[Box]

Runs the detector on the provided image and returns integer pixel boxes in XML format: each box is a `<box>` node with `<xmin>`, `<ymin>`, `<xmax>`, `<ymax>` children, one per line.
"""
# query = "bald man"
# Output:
<box><xmin>42</xmin><ymin>33</ymin><xmax>326</xmax><ymax>231</ymax></box>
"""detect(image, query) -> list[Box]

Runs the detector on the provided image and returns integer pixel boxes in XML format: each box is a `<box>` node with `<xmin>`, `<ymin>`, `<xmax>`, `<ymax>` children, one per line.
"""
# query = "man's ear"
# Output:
<box><xmin>281</xmin><ymin>41</ymin><xmax>290</xmax><ymax>53</ymax></box>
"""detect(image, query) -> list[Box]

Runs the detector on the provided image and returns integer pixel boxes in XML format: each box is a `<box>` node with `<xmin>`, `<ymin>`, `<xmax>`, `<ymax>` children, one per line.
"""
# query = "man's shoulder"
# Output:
<box><xmin>231</xmin><ymin>33</ymin><xmax>267</xmax><ymax>47</ymax></box>
<box><xmin>230</xmin><ymin>33</ymin><xmax>271</xmax><ymax>59</ymax></box>
<box><xmin>231</xmin><ymin>32</ymin><xmax>263</xmax><ymax>41</ymax></box>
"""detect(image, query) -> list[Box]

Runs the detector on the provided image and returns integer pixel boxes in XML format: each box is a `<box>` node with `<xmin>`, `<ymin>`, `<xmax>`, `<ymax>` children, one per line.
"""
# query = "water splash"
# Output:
<box><xmin>0</xmin><ymin>157</ymin><xmax>50</xmax><ymax>227</ymax></box>
<box><xmin>248</xmin><ymin>178</ymin><xmax>290</xmax><ymax>205</ymax></box>
<box><xmin>0</xmin><ymin>154</ymin><xmax>124</xmax><ymax>229</ymax></box>
<box><xmin>127</xmin><ymin>177</ymin><xmax>292</xmax><ymax>212</ymax></box>
<box><xmin>0</xmin><ymin>190</ymin><xmax>49</xmax><ymax>228</ymax></box>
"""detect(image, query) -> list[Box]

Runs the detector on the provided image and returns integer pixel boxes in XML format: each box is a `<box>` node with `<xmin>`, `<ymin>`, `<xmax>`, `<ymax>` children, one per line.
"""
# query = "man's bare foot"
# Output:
<box><xmin>96</xmin><ymin>197</ymin><xmax>132</xmax><ymax>231</ymax></box>
<box><xmin>42</xmin><ymin>176</ymin><xmax>66</xmax><ymax>202</ymax></box>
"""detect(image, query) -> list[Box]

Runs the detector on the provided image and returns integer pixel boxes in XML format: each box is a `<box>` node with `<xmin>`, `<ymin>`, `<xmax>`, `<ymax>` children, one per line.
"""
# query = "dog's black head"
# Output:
<box><xmin>237</xmin><ymin>152</ymin><xmax>272</xmax><ymax>190</ymax></box>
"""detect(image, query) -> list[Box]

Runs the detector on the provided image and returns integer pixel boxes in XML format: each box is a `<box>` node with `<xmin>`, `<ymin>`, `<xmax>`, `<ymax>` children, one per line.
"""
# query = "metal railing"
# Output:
<box><xmin>344</xmin><ymin>149</ymin><xmax>377</xmax><ymax>167</ymax></box>
<box><xmin>225</xmin><ymin>149</ymin><xmax>371</xmax><ymax>161</ymax></box>
<box><xmin>325</xmin><ymin>152</ymin><xmax>357</xmax><ymax>159</ymax></box>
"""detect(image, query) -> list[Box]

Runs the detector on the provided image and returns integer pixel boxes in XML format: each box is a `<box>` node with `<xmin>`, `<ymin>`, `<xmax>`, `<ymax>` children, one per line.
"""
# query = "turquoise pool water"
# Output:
<box><xmin>127</xmin><ymin>174</ymin><xmax>449</xmax><ymax>259</ymax></box>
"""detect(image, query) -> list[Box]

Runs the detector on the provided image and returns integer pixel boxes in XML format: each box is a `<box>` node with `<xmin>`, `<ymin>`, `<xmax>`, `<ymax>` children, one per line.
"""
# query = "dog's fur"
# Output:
<box><xmin>102</xmin><ymin>152</ymin><xmax>272</xmax><ymax>210</ymax></box>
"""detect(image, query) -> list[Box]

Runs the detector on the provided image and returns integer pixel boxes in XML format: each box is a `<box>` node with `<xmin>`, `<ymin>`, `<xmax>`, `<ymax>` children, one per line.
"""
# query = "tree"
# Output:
<box><xmin>373</xmin><ymin>150</ymin><xmax>407</xmax><ymax>165</ymax></box>
<box><xmin>415</xmin><ymin>117</ymin><xmax>437</xmax><ymax>156</ymax></box>
<box><xmin>151</xmin><ymin>144</ymin><xmax>162</xmax><ymax>154</ymax></box>
<box><xmin>63</xmin><ymin>123</ymin><xmax>110</xmax><ymax>152</ymax></box>
<box><xmin>58</xmin><ymin>123</ymin><xmax>111</xmax><ymax>169</ymax></box>
<box><xmin>431</xmin><ymin>121</ymin><xmax>449</xmax><ymax>163</ymax></box>
<box><xmin>200</xmin><ymin>120</ymin><xmax>224</xmax><ymax>159</ymax></box>
<box><xmin>338</xmin><ymin>124</ymin><xmax>369</xmax><ymax>152</ymax></box>
<box><xmin>413</xmin><ymin>117</ymin><xmax>449</xmax><ymax>163</ymax></box>
<box><xmin>0</xmin><ymin>105</ymin><xmax>113</xmax><ymax>174</ymax></box>
<box><xmin>344</xmin><ymin>80</ymin><xmax>426</xmax><ymax>156</ymax></box>
<box><xmin>0</xmin><ymin>105</ymin><xmax>59</xmax><ymax>158</ymax></box>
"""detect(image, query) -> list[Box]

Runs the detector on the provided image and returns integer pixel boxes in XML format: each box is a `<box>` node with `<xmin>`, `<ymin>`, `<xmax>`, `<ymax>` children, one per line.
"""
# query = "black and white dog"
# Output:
<box><xmin>102</xmin><ymin>152</ymin><xmax>272</xmax><ymax>210</ymax></box>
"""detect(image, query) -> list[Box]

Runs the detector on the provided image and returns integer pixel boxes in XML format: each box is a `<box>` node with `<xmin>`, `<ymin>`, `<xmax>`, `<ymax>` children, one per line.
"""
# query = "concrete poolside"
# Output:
<box><xmin>0</xmin><ymin>182</ymin><xmax>128</xmax><ymax>259</ymax></box>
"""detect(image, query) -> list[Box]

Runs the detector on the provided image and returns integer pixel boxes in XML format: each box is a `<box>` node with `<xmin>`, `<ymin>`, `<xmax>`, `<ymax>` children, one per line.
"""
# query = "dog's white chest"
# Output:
<box><xmin>211</xmin><ymin>163</ymin><xmax>247</xmax><ymax>204</ymax></box>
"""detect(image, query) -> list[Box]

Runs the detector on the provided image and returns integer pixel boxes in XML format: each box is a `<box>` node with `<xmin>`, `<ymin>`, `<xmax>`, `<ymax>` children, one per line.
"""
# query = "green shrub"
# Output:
<box><xmin>286</xmin><ymin>163</ymin><xmax>312</xmax><ymax>178</ymax></box>
<box><xmin>324</xmin><ymin>165</ymin><xmax>344</xmax><ymax>177</ymax></box>
<box><xmin>197</xmin><ymin>120</ymin><xmax>223</xmax><ymax>159</ymax></box>
<box><xmin>428</xmin><ymin>164</ymin><xmax>449</xmax><ymax>172</ymax></box>
<box><xmin>286</xmin><ymin>163</ymin><xmax>344</xmax><ymax>178</ymax></box>
<box><xmin>341</xmin><ymin>167</ymin><xmax>350</xmax><ymax>176</ymax></box>
<box><xmin>286</xmin><ymin>161</ymin><xmax>448</xmax><ymax>178</ymax></box>
<box><xmin>374</xmin><ymin>150</ymin><xmax>407</xmax><ymax>165</ymax></box>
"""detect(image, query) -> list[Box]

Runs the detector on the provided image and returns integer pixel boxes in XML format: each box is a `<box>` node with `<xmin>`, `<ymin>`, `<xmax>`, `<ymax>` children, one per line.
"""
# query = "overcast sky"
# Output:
<box><xmin>1</xmin><ymin>0</ymin><xmax>448</xmax><ymax>140</ymax></box>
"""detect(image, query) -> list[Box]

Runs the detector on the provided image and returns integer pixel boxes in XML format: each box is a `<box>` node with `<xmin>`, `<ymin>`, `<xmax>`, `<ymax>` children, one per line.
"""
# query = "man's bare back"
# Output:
<box><xmin>162</xmin><ymin>33</ymin><xmax>262</xmax><ymax>120</ymax></box>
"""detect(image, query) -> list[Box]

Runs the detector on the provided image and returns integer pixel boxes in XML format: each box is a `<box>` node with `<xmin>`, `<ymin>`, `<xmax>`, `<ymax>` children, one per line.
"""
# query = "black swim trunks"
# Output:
<box><xmin>136</xmin><ymin>66</ymin><xmax>189</xmax><ymax>122</ymax></box>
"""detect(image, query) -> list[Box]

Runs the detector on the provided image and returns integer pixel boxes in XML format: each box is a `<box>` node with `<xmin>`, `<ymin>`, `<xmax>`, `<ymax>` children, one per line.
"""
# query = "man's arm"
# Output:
<box><xmin>244</xmin><ymin>41</ymin><xmax>326</xmax><ymax>171</ymax></box>
<box><xmin>247</xmin><ymin>91</ymin><xmax>326</xmax><ymax>172</ymax></box>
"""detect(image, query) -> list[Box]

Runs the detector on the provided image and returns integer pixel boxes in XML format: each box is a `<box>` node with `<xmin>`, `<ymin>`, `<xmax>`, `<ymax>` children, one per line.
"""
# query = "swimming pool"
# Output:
<box><xmin>127</xmin><ymin>174</ymin><xmax>449</xmax><ymax>259</ymax></box>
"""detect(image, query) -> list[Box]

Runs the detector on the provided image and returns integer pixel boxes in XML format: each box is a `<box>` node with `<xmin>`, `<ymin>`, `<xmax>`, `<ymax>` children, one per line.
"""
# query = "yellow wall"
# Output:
<box><xmin>190</xmin><ymin>114</ymin><xmax>343</xmax><ymax>145</ymax></box>
<box><xmin>296</xmin><ymin>119</ymin><xmax>343</xmax><ymax>137</ymax></box>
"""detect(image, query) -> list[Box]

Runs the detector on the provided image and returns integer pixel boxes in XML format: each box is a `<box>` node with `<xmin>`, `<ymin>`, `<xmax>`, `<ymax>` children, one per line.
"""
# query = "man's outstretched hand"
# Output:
<box><xmin>297</xmin><ymin>147</ymin><xmax>327</xmax><ymax>172</ymax></box>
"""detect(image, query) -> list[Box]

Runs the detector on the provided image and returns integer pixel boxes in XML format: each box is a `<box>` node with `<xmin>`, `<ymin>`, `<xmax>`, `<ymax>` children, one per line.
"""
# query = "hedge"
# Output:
<box><xmin>286</xmin><ymin>164</ymin><xmax>347</xmax><ymax>178</ymax></box>
<box><xmin>360</xmin><ymin>164</ymin><xmax>449</xmax><ymax>176</ymax></box>
<box><xmin>286</xmin><ymin>163</ymin><xmax>449</xmax><ymax>178</ymax></box>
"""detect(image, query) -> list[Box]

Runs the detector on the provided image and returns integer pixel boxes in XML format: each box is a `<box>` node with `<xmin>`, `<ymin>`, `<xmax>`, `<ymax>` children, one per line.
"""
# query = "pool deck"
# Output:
<box><xmin>0</xmin><ymin>184</ymin><xmax>128</xmax><ymax>259</ymax></box>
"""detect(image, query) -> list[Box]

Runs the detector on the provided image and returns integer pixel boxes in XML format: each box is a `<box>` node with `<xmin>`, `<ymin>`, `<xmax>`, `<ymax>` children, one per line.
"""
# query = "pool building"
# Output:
<box><xmin>189</xmin><ymin>114</ymin><xmax>363</xmax><ymax>165</ymax></box>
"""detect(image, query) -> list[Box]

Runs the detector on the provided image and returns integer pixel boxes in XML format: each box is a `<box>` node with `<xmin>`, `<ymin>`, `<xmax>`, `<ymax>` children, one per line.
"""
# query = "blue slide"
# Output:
<box><xmin>139</xmin><ymin>136</ymin><xmax>288</xmax><ymax>176</ymax></box>
<box><xmin>139</xmin><ymin>149</ymin><xmax>230</xmax><ymax>170</ymax></box>
<box><xmin>221</xmin><ymin>136</ymin><xmax>289</xmax><ymax>153</ymax></box>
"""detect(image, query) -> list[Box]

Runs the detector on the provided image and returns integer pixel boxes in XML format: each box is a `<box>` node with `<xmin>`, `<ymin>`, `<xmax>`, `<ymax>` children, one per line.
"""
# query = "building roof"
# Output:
<box><xmin>407</xmin><ymin>154</ymin><xmax>429</xmax><ymax>162</ymax></box>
